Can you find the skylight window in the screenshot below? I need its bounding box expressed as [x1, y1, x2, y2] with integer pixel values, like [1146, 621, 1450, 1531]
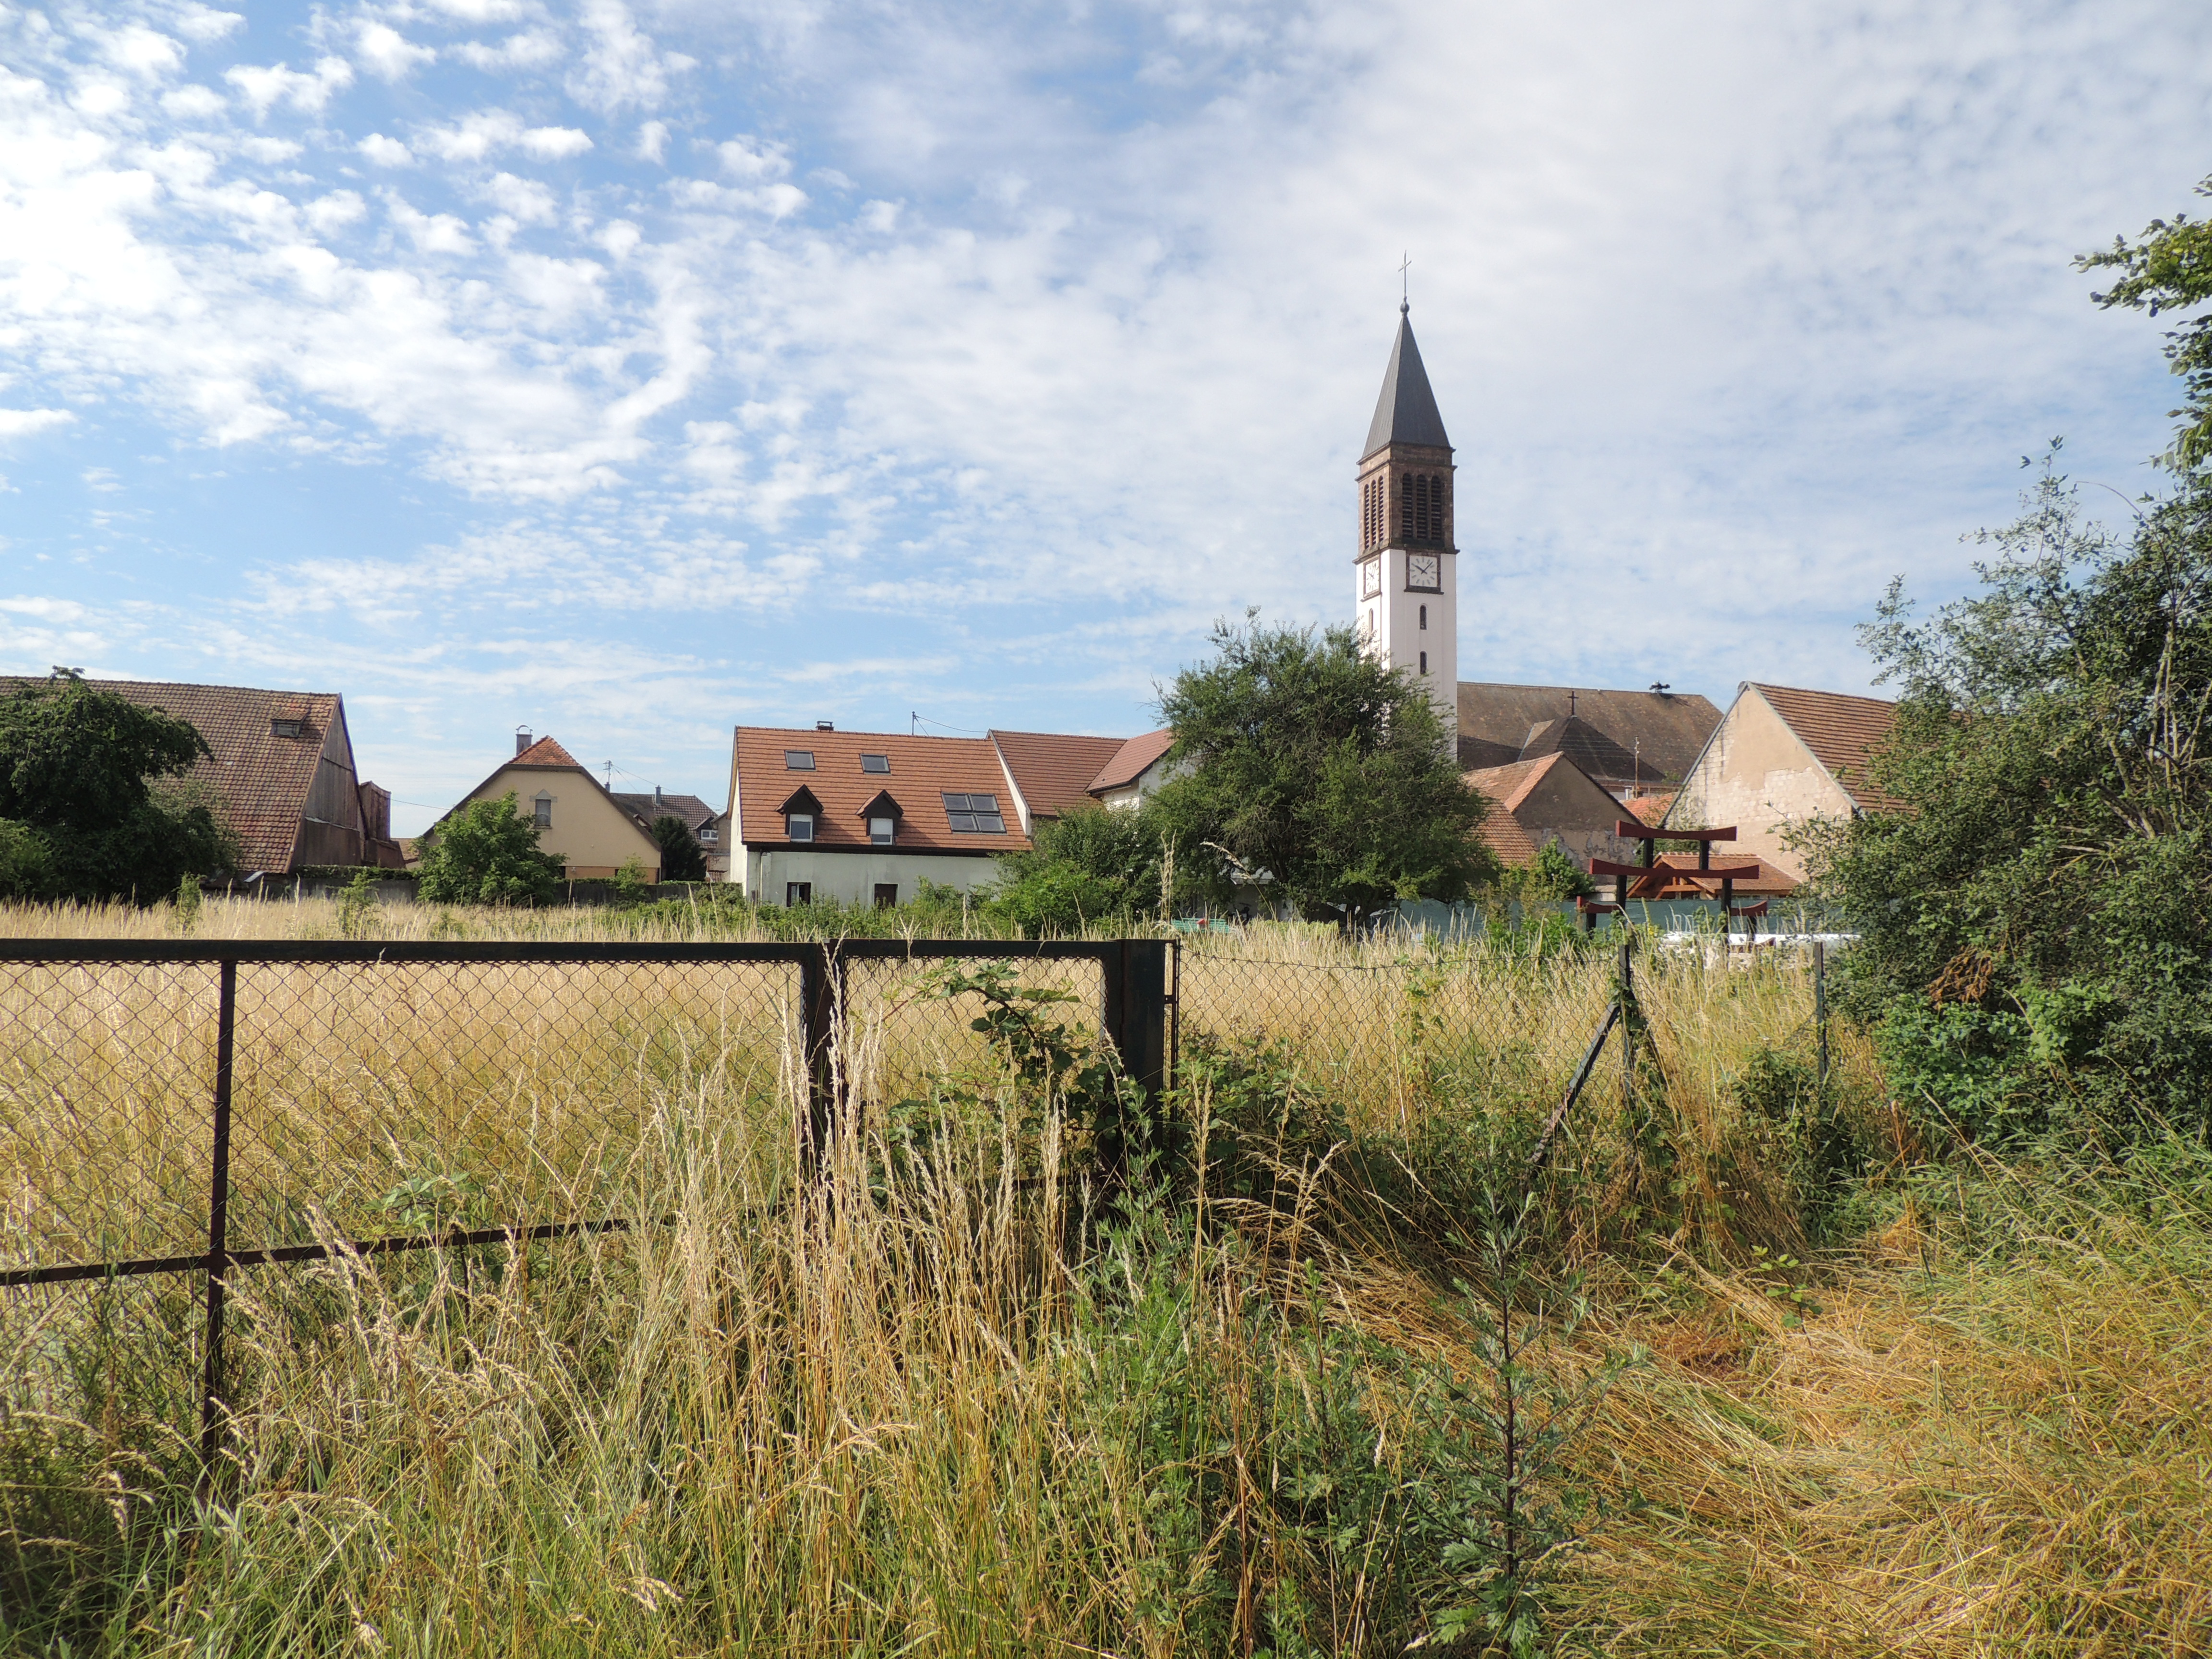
[861, 753, 890, 774]
[942, 792, 1006, 834]
[784, 750, 816, 769]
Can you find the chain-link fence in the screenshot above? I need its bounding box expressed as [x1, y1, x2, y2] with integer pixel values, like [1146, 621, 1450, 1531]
[0, 938, 1169, 1473]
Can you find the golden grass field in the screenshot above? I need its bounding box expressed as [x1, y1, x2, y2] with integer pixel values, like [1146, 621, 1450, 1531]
[2, 895, 2207, 1656]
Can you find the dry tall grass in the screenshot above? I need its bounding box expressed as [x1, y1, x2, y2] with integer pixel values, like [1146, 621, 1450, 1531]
[1, 899, 2206, 1655]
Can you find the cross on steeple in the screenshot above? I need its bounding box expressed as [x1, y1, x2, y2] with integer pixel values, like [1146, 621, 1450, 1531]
[1398, 251, 1411, 313]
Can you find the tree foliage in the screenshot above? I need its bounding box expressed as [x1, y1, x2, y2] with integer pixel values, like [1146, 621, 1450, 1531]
[1148, 617, 1494, 922]
[415, 793, 568, 907]
[2079, 176, 2212, 474]
[985, 803, 1171, 936]
[650, 815, 707, 882]
[0, 675, 234, 902]
[1816, 456, 2212, 1140]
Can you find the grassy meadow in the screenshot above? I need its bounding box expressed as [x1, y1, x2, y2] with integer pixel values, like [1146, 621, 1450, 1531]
[1, 895, 2207, 1655]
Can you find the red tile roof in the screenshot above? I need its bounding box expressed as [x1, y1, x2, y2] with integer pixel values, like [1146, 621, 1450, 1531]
[1621, 793, 1675, 827]
[989, 730, 1129, 821]
[1751, 684, 1903, 814]
[0, 676, 350, 873]
[732, 727, 1034, 854]
[512, 735, 585, 770]
[1623, 852, 1795, 898]
[1088, 728, 1176, 794]
[1461, 765, 1542, 867]
[1462, 752, 1598, 815]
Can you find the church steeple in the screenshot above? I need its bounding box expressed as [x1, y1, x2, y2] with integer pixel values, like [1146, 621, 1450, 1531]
[1362, 302, 1452, 459]
[1354, 303, 1457, 739]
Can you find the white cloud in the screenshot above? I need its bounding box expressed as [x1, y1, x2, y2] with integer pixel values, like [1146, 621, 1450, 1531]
[105, 26, 185, 79]
[358, 132, 413, 166]
[0, 409, 75, 438]
[173, 7, 246, 44]
[518, 124, 591, 159]
[717, 136, 788, 180]
[420, 0, 529, 21]
[357, 23, 436, 81]
[161, 84, 227, 119]
[385, 194, 477, 254]
[485, 170, 556, 222]
[635, 119, 667, 162]
[454, 30, 565, 72]
[307, 190, 368, 233]
[565, 0, 675, 113]
[225, 57, 354, 117]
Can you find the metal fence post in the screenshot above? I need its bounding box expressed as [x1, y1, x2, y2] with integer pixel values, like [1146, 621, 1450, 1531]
[1167, 938, 1181, 1094]
[1814, 939, 1829, 1087]
[199, 957, 237, 1480]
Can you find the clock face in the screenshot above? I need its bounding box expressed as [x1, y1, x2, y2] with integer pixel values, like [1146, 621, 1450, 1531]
[1359, 556, 1382, 599]
[1407, 554, 1441, 591]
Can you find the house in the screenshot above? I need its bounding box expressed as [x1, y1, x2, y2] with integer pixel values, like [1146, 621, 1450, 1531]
[0, 675, 402, 874]
[725, 725, 1034, 906]
[1086, 729, 1178, 810]
[1455, 684, 1722, 795]
[442, 732, 663, 881]
[1463, 753, 1642, 872]
[1664, 683, 1901, 883]
[987, 730, 1130, 834]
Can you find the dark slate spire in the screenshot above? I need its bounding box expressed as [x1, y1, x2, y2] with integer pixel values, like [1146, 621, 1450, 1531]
[1361, 302, 1451, 460]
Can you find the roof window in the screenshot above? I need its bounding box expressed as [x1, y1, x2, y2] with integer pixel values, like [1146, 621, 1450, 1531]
[784, 750, 816, 769]
[270, 717, 303, 738]
[861, 753, 890, 774]
[787, 811, 815, 842]
[942, 792, 1006, 834]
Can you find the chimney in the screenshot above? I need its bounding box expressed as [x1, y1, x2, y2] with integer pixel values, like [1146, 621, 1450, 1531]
[516, 728, 532, 756]
[653, 785, 663, 811]
[816, 720, 834, 732]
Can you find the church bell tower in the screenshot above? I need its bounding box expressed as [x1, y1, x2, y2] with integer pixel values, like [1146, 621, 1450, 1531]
[1354, 301, 1456, 738]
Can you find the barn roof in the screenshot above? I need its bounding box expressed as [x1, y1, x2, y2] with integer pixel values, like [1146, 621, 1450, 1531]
[1749, 684, 1904, 814]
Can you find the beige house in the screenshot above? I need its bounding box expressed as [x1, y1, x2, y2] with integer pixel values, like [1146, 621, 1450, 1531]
[445, 733, 662, 881]
[1086, 729, 1178, 810]
[1665, 683, 1900, 883]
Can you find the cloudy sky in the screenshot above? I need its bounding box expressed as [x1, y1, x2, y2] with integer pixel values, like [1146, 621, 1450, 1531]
[1, 0, 2206, 830]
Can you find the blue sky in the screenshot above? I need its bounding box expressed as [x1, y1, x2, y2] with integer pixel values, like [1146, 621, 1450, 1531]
[1, 0, 2207, 832]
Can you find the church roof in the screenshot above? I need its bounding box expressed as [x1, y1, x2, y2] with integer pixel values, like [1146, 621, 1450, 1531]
[1361, 306, 1452, 460]
[1455, 684, 1721, 787]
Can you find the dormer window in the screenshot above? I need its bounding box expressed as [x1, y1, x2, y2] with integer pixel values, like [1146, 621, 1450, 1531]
[869, 817, 894, 846]
[784, 750, 816, 770]
[859, 789, 902, 846]
[861, 753, 890, 774]
[780, 785, 823, 844]
[698, 826, 718, 844]
[787, 812, 815, 842]
[270, 717, 303, 738]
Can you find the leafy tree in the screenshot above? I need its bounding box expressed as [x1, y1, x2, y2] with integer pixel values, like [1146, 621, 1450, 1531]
[1149, 617, 1494, 923]
[415, 793, 567, 907]
[0, 675, 234, 902]
[985, 803, 1170, 935]
[1509, 838, 1596, 903]
[649, 814, 706, 882]
[2080, 176, 2212, 473]
[1815, 456, 2212, 1140]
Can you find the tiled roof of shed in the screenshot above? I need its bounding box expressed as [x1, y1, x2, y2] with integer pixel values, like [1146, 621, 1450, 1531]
[732, 728, 1034, 855]
[989, 730, 1129, 820]
[1088, 728, 1176, 794]
[0, 675, 343, 874]
[612, 791, 716, 831]
[1751, 684, 1904, 814]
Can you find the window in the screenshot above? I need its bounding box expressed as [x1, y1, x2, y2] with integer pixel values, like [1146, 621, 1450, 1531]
[698, 826, 718, 844]
[873, 882, 898, 909]
[861, 753, 890, 774]
[1419, 604, 1428, 630]
[784, 750, 816, 769]
[941, 792, 1007, 833]
[533, 793, 553, 828]
[785, 881, 812, 906]
[869, 816, 895, 846]
[787, 811, 815, 842]
[1419, 651, 1428, 675]
[270, 717, 303, 738]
